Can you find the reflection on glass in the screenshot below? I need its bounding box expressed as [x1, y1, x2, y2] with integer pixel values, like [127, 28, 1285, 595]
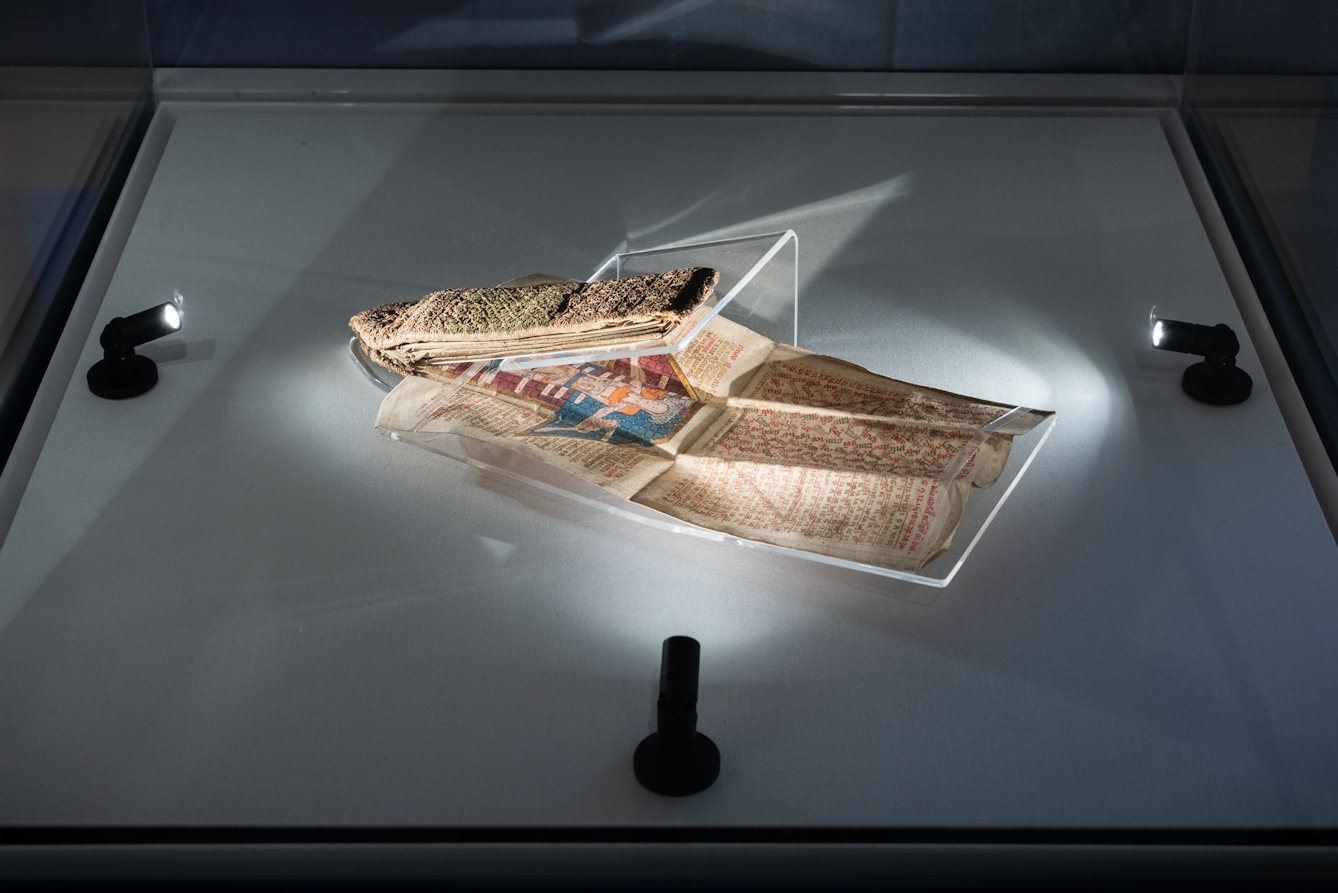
[1182, 0, 1338, 464]
[0, 1, 153, 470]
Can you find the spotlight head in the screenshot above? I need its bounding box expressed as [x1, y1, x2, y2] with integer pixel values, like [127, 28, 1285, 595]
[87, 299, 185, 399]
[1149, 311, 1251, 406]
[1149, 316, 1234, 357]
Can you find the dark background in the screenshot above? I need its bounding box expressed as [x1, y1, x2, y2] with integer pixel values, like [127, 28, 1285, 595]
[0, 0, 1333, 76]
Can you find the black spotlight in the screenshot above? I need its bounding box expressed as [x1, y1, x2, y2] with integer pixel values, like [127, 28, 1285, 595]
[634, 636, 720, 796]
[87, 297, 183, 399]
[1150, 308, 1252, 406]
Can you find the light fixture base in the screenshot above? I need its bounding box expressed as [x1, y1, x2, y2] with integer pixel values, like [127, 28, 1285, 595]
[1182, 362, 1252, 406]
[87, 355, 158, 399]
[634, 731, 720, 796]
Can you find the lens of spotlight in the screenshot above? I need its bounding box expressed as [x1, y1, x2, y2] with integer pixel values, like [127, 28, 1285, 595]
[1150, 318, 1215, 356]
[118, 302, 182, 348]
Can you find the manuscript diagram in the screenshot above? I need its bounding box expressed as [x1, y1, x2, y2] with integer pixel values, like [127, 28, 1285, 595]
[437, 354, 702, 447]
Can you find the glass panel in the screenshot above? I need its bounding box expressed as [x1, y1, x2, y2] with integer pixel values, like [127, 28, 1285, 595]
[1182, 0, 1338, 467]
[0, 1, 153, 471]
[142, 1, 1189, 74]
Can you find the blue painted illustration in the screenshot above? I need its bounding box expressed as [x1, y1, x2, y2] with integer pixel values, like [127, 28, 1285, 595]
[524, 362, 699, 446]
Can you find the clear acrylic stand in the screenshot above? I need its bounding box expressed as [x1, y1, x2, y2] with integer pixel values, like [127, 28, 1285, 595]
[385, 419, 1054, 588]
[352, 231, 797, 388]
[495, 231, 797, 370]
[593, 231, 798, 342]
[351, 230, 1053, 588]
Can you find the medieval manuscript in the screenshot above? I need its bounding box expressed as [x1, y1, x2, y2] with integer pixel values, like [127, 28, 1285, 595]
[374, 315, 1051, 572]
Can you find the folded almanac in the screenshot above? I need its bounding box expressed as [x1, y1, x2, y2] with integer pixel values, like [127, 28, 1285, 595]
[351, 267, 718, 375]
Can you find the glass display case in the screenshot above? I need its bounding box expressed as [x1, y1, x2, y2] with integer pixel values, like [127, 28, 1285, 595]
[2, 2, 1337, 886]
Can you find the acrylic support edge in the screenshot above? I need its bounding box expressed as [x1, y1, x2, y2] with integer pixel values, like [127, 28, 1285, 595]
[387, 417, 1055, 588]
[496, 230, 797, 370]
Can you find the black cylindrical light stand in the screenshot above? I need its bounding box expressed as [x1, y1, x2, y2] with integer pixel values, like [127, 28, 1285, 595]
[1152, 317, 1252, 406]
[87, 301, 182, 399]
[656, 637, 699, 751]
[634, 636, 720, 796]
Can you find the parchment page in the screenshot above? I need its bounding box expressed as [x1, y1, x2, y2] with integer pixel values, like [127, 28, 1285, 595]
[633, 460, 970, 570]
[676, 402, 1011, 487]
[723, 354, 1050, 487]
[377, 373, 675, 499]
[669, 316, 778, 399]
[376, 315, 783, 498]
[630, 353, 1050, 568]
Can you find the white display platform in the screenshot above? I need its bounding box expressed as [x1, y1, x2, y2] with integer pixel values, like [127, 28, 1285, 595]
[1, 73, 1337, 828]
